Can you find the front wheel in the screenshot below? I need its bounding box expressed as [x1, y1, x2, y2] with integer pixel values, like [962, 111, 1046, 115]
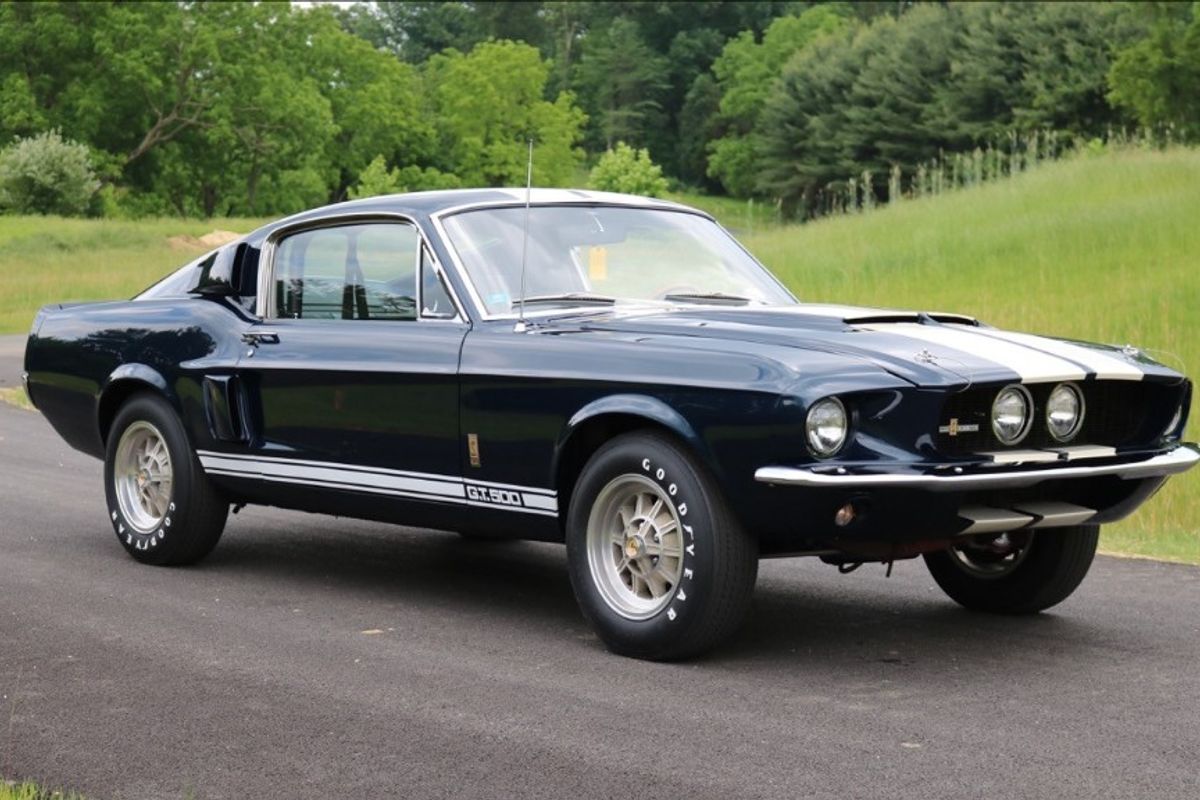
[104, 393, 228, 566]
[566, 432, 757, 660]
[923, 525, 1099, 614]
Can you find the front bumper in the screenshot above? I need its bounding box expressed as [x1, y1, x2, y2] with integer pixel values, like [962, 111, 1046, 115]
[754, 443, 1199, 492]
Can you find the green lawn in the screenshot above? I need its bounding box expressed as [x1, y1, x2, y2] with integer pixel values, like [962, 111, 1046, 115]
[0, 215, 265, 334]
[0, 148, 1196, 562]
[740, 147, 1200, 563]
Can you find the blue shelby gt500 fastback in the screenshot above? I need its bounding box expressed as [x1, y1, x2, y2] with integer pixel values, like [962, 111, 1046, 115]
[23, 189, 1197, 659]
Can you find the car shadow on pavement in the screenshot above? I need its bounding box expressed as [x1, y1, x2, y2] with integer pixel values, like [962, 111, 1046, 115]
[196, 512, 1120, 672]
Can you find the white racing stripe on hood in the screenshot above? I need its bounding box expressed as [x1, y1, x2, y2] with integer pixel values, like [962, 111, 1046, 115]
[968, 328, 1144, 381]
[861, 322, 1087, 382]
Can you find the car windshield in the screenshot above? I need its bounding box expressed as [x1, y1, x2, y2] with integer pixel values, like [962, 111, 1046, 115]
[440, 205, 796, 316]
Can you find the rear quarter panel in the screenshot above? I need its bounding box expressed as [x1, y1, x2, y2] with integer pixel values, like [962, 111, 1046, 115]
[25, 297, 249, 458]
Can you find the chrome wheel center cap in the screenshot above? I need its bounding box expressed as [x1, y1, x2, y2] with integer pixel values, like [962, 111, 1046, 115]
[137, 470, 149, 487]
[624, 535, 644, 559]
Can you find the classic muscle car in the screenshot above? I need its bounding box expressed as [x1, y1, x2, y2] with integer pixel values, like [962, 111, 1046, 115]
[23, 189, 1197, 659]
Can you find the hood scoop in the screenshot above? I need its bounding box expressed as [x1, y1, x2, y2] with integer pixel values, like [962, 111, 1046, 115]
[844, 311, 980, 327]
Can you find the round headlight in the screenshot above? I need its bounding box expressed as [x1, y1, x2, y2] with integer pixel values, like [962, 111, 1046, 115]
[1046, 383, 1084, 442]
[806, 397, 848, 457]
[991, 385, 1032, 445]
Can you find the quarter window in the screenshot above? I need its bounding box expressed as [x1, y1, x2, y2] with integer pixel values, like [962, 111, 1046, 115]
[274, 223, 419, 321]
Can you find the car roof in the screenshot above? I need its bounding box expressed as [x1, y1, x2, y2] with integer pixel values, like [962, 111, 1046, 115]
[251, 188, 707, 239]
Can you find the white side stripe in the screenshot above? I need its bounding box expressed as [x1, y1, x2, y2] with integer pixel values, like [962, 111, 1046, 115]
[201, 454, 466, 499]
[198, 451, 558, 517]
[861, 323, 1087, 382]
[969, 329, 1144, 381]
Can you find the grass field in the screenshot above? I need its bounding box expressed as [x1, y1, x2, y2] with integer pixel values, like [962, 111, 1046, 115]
[741, 147, 1200, 563]
[0, 148, 1195, 561]
[0, 216, 265, 334]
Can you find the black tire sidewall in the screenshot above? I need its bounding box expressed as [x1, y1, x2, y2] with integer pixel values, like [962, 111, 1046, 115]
[925, 526, 1098, 614]
[566, 434, 723, 659]
[103, 393, 197, 565]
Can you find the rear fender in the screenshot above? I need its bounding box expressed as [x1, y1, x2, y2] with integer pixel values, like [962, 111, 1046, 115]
[98, 364, 179, 445]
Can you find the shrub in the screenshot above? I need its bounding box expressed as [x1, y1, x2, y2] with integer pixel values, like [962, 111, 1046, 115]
[587, 142, 669, 197]
[0, 130, 100, 216]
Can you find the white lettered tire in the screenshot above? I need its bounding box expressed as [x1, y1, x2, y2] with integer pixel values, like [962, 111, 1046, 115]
[566, 432, 757, 660]
[103, 392, 228, 566]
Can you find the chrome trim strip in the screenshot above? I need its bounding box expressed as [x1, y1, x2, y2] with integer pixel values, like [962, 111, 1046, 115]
[754, 444, 1200, 492]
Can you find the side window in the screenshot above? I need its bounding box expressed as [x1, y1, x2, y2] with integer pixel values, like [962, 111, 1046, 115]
[273, 222, 419, 321]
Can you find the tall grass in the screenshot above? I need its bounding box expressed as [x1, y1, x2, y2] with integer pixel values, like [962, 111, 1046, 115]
[0, 216, 265, 334]
[743, 147, 1200, 562]
[0, 781, 86, 800]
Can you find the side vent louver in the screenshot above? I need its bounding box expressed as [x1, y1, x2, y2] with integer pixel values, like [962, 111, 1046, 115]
[202, 375, 248, 442]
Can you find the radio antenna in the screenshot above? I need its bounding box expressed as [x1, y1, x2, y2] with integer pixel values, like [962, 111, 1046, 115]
[516, 138, 534, 331]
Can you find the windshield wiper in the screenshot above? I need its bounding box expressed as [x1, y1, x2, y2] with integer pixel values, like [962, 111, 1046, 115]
[520, 292, 618, 307]
[662, 291, 755, 306]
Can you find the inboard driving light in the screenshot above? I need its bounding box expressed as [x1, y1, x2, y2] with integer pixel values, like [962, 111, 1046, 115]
[992, 385, 1032, 445]
[806, 397, 848, 457]
[1046, 383, 1084, 442]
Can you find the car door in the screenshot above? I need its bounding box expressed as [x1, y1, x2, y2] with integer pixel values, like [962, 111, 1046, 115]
[229, 216, 469, 505]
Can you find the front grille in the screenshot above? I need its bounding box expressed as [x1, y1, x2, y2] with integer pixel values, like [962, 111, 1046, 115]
[936, 380, 1181, 457]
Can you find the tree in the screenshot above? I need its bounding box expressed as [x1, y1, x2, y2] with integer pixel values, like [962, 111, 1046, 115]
[301, 7, 436, 201]
[575, 17, 670, 150]
[707, 6, 851, 197]
[425, 40, 585, 186]
[676, 73, 722, 189]
[0, 130, 99, 216]
[1011, 2, 1137, 135]
[588, 142, 669, 196]
[1108, 3, 1200, 138]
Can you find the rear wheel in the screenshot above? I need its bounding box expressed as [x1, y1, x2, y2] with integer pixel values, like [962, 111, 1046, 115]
[923, 525, 1099, 614]
[104, 393, 228, 565]
[566, 432, 757, 660]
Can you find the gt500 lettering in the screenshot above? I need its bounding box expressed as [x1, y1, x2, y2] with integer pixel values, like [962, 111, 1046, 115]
[465, 485, 523, 507]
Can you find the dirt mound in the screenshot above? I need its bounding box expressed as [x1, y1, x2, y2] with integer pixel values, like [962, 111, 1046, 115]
[167, 230, 242, 251]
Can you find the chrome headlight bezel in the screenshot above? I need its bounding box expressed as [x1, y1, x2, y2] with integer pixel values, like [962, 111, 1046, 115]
[806, 396, 848, 458]
[991, 384, 1033, 446]
[1046, 382, 1085, 443]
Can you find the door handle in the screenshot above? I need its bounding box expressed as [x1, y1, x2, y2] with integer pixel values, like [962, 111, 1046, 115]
[242, 331, 280, 345]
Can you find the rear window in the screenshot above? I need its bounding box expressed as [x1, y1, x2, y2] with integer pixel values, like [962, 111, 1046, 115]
[135, 253, 215, 299]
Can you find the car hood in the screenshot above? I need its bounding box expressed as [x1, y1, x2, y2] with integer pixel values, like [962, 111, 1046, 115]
[544, 303, 1177, 388]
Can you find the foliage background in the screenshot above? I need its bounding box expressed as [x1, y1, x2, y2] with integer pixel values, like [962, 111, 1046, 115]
[2, 1, 1198, 218]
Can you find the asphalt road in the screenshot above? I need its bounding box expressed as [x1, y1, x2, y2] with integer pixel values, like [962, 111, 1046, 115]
[0, 334, 23, 389]
[1, 400, 1198, 799]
